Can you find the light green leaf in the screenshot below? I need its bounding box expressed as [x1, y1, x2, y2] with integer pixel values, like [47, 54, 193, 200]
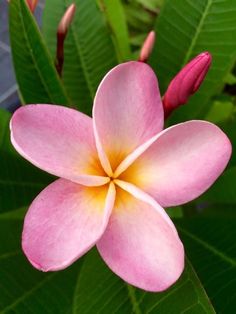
[99, 0, 132, 61]
[73, 249, 215, 313]
[177, 217, 236, 313]
[205, 100, 235, 124]
[9, 0, 71, 106]
[135, 0, 164, 12]
[43, 0, 118, 115]
[224, 72, 236, 85]
[149, 0, 236, 122]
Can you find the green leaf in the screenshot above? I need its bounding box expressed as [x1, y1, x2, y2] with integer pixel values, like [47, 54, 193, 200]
[0, 216, 83, 314]
[0, 208, 215, 313]
[205, 100, 235, 124]
[198, 167, 236, 204]
[0, 109, 53, 214]
[176, 217, 236, 313]
[43, 0, 118, 115]
[73, 249, 215, 313]
[224, 72, 236, 85]
[9, 0, 71, 106]
[99, 0, 132, 62]
[149, 0, 236, 122]
[0, 152, 53, 214]
[135, 0, 164, 12]
[0, 109, 14, 153]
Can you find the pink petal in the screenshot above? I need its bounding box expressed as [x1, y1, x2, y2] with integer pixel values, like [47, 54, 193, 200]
[93, 61, 163, 172]
[10, 105, 109, 186]
[22, 179, 116, 271]
[120, 121, 232, 207]
[97, 182, 184, 292]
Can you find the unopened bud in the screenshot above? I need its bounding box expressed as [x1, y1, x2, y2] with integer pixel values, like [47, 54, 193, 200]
[56, 3, 76, 76]
[138, 31, 155, 63]
[163, 52, 212, 118]
[27, 0, 38, 12]
[7, 0, 38, 12]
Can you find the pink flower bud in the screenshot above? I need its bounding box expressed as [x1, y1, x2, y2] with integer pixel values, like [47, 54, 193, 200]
[57, 3, 76, 38]
[138, 31, 156, 63]
[163, 52, 212, 118]
[56, 3, 76, 76]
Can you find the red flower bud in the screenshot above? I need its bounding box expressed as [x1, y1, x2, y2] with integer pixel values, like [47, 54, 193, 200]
[7, 0, 38, 12]
[56, 4, 76, 76]
[163, 52, 212, 118]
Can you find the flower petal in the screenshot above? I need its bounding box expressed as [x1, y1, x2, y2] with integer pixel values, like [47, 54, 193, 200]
[10, 105, 108, 186]
[93, 61, 163, 172]
[97, 182, 184, 292]
[120, 120, 232, 207]
[22, 179, 116, 271]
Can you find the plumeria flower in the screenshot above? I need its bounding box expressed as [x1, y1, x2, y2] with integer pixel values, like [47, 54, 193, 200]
[10, 61, 231, 292]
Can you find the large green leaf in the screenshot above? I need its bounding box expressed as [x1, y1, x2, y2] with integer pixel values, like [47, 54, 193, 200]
[177, 217, 236, 313]
[73, 250, 215, 313]
[0, 215, 83, 314]
[9, 0, 71, 106]
[99, 0, 132, 61]
[43, 0, 118, 114]
[149, 0, 236, 122]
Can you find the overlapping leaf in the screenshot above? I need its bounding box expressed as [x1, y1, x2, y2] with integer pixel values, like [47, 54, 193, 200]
[177, 217, 236, 313]
[99, 0, 131, 61]
[149, 0, 236, 122]
[9, 0, 71, 106]
[43, 0, 118, 114]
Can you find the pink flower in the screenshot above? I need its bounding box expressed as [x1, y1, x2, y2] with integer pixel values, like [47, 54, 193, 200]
[10, 62, 231, 292]
[163, 52, 212, 118]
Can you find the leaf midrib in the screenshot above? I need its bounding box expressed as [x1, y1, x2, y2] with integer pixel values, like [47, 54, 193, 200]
[17, 0, 55, 104]
[181, 0, 213, 66]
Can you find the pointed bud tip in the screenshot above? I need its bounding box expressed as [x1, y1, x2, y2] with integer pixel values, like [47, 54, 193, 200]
[58, 3, 76, 36]
[163, 51, 212, 118]
[138, 30, 156, 63]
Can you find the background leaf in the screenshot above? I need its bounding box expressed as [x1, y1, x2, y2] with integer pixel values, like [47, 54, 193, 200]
[0, 215, 83, 314]
[43, 0, 118, 114]
[73, 249, 215, 314]
[176, 217, 236, 313]
[0, 109, 53, 215]
[9, 0, 71, 106]
[198, 167, 236, 205]
[149, 0, 236, 122]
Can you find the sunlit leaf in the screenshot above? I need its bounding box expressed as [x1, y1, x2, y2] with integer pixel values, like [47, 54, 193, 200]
[99, 0, 132, 61]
